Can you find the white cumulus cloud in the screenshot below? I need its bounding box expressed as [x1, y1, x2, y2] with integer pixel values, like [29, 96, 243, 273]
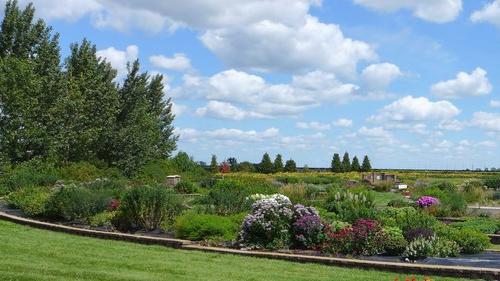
[296, 121, 331, 130]
[369, 96, 460, 122]
[361, 63, 402, 89]
[471, 0, 500, 28]
[471, 112, 500, 132]
[96, 45, 139, 79]
[431, 68, 492, 99]
[149, 53, 192, 72]
[353, 0, 462, 23]
[333, 118, 353, 127]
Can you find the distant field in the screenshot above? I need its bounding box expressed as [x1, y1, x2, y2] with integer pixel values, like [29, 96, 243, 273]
[0, 220, 479, 281]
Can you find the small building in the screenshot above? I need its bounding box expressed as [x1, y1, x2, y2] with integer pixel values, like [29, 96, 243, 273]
[362, 172, 397, 185]
[165, 175, 181, 187]
[396, 184, 408, 190]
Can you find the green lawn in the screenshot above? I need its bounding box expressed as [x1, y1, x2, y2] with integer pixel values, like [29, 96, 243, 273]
[372, 191, 406, 207]
[0, 220, 479, 281]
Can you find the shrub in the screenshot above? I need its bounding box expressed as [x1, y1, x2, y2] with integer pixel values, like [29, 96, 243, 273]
[89, 211, 117, 228]
[45, 183, 113, 221]
[383, 227, 407, 256]
[59, 162, 103, 182]
[415, 196, 439, 208]
[201, 180, 251, 215]
[460, 180, 487, 203]
[373, 183, 392, 192]
[291, 205, 324, 249]
[174, 213, 241, 241]
[324, 190, 376, 223]
[451, 228, 490, 254]
[6, 187, 51, 216]
[377, 207, 437, 233]
[1, 160, 59, 192]
[326, 219, 385, 256]
[403, 237, 433, 260]
[118, 186, 183, 231]
[484, 176, 500, 190]
[387, 199, 413, 208]
[450, 218, 500, 234]
[174, 181, 198, 194]
[239, 195, 293, 249]
[430, 237, 460, 258]
[404, 227, 434, 242]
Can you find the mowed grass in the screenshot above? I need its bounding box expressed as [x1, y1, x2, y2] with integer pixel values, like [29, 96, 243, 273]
[0, 220, 479, 281]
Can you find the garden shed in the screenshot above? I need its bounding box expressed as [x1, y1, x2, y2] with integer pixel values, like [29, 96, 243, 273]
[165, 175, 181, 187]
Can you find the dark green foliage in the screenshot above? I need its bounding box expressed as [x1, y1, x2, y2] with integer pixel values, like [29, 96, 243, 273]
[284, 159, 297, 172]
[227, 157, 238, 171]
[274, 154, 284, 173]
[200, 180, 252, 215]
[237, 161, 256, 172]
[377, 207, 437, 233]
[451, 228, 491, 254]
[259, 153, 274, 174]
[351, 156, 361, 172]
[118, 186, 183, 231]
[174, 212, 243, 241]
[450, 218, 500, 234]
[361, 155, 372, 172]
[174, 181, 198, 194]
[0, 159, 59, 192]
[341, 152, 351, 172]
[484, 176, 500, 189]
[382, 227, 407, 256]
[331, 153, 342, 172]
[0, 2, 177, 175]
[210, 155, 218, 173]
[45, 184, 114, 221]
[110, 61, 177, 176]
[387, 199, 413, 208]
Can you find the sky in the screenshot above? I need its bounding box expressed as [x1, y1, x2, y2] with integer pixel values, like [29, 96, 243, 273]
[2, 0, 500, 169]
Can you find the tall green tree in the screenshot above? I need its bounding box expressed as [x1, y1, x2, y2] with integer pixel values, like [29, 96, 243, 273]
[55, 39, 119, 162]
[259, 153, 274, 174]
[210, 155, 218, 173]
[274, 154, 284, 173]
[111, 60, 176, 175]
[351, 156, 361, 172]
[361, 155, 372, 172]
[342, 152, 351, 172]
[331, 153, 342, 172]
[284, 159, 297, 172]
[0, 0, 63, 162]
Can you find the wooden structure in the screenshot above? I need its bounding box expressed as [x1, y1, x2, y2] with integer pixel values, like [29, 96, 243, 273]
[165, 175, 181, 187]
[362, 172, 397, 185]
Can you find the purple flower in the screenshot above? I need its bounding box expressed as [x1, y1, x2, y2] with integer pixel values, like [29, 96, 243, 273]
[416, 196, 439, 207]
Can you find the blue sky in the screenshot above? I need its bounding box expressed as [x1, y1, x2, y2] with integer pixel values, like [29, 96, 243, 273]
[3, 0, 500, 169]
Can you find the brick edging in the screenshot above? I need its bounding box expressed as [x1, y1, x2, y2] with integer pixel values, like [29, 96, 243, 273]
[0, 211, 498, 280]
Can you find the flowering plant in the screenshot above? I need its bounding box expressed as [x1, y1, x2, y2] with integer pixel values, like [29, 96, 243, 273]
[324, 219, 385, 256]
[239, 195, 293, 249]
[292, 213, 324, 248]
[108, 199, 120, 211]
[416, 196, 439, 208]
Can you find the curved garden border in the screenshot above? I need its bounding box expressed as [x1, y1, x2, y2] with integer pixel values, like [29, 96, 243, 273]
[0, 211, 498, 280]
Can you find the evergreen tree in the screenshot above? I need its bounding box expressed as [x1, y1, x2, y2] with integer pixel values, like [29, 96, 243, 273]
[284, 159, 297, 172]
[259, 153, 274, 174]
[331, 153, 342, 172]
[227, 157, 238, 171]
[274, 154, 284, 173]
[210, 155, 218, 173]
[0, 0, 63, 162]
[351, 156, 361, 172]
[342, 152, 351, 172]
[362, 155, 372, 172]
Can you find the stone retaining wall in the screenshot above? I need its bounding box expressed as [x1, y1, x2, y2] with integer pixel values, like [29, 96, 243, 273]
[0, 211, 498, 280]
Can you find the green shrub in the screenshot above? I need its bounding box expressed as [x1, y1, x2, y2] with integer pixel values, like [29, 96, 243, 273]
[387, 199, 413, 208]
[174, 213, 242, 241]
[383, 226, 407, 256]
[484, 176, 500, 189]
[59, 162, 103, 182]
[451, 218, 500, 234]
[324, 190, 376, 223]
[451, 228, 491, 254]
[1, 160, 59, 192]
[430, 237, 460, 258]
[174, 181, 198, 194]
[199, 179, 272, 215]
[45, 183, 113, 221]
[118, 186, 183, 231]
[460, 180, 487, 203]
[377, 207, 437, 232]
[89, 211, 117, 228]
[6, 187, 51, 216]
